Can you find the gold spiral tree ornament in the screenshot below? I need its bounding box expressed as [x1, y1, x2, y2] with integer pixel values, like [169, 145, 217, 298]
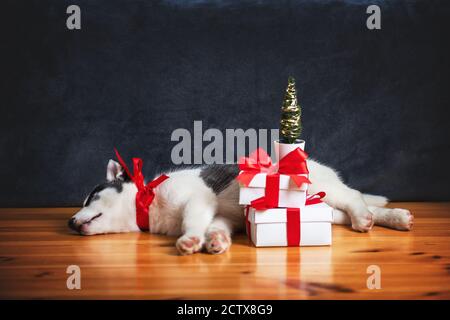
[280, 76, 302, 144]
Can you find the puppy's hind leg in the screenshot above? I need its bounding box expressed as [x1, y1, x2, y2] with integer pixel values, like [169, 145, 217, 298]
[331, 206, 413, 231]
[329, 188, 374, 232]
[308, 161, 373, 232]
[369, 206, 414, 231]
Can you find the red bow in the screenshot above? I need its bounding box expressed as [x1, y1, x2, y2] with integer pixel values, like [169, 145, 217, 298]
[238, 148, 311, 209]
[249, 190, 326, 211]
[237, 148, 275, 186]
[237, 147, 310, 187]
[305, 192, 326, 205]
[277, 147, 310, 186]
[114, 148, 169, 231]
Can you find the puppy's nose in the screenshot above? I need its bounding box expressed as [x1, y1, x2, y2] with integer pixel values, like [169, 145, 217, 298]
[68, 217, 79, 232]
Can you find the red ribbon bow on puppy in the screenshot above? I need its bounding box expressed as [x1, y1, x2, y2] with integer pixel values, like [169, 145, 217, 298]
[114, 148, 169, 231]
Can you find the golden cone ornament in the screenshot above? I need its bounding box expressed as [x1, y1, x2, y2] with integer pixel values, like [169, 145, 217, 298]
[280, 76, 302, 144]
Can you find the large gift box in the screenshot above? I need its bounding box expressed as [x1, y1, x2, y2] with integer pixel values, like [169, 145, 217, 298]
[237, 148, 311, 208]
[245, 201, 333, 247]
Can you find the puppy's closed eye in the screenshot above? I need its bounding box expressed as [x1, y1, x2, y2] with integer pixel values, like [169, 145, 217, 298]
[86, 213, 103, 223]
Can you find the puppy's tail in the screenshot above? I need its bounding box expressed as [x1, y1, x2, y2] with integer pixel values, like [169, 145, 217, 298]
[362, 194, 388, 207]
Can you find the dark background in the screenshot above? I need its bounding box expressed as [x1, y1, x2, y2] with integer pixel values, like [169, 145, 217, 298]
[1, 0, 449, 206]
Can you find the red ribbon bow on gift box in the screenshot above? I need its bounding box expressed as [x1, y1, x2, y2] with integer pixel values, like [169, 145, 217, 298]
[237, 148, 311, 208]
[114, 148, 169, 231]
[245, 192, 327, 246]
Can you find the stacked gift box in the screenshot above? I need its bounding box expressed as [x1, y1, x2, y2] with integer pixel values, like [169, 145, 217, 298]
[237, 144, 333, 247]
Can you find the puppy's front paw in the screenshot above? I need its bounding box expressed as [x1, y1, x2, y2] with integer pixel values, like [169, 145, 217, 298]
[176, 235, 203, 255]
[205, 230, 231, 254]
[351, 212, 374, 232]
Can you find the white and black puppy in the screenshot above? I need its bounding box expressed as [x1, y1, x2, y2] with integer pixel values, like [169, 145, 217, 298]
[68, 159, 413, 255]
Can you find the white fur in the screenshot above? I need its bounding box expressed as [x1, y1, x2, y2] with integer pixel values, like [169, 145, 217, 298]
[70, 159, 413, 255]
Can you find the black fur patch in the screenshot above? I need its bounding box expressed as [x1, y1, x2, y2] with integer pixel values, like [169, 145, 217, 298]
[118, 169, 132, 182]
[84, 180, 125, 207]
[199, 164, 239, 194]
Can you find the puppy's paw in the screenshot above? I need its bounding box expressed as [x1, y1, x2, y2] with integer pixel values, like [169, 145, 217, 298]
[389, 208, 414, 231]
[176, 235, 203, 255]
[205, 230, 231, 254]
[351, 212, 374, 232]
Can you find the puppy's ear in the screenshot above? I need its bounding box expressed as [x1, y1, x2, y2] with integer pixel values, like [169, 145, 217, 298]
[106, 159, 129, 181]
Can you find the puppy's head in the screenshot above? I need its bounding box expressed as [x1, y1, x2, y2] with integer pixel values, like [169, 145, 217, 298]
[68, 160, 139, 235]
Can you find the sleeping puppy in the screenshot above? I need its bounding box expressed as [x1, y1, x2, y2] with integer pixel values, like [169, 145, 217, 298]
[68, 159, 413, 255]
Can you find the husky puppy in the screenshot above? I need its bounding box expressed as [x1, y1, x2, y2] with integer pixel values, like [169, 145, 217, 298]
[68, 159, 413, 255]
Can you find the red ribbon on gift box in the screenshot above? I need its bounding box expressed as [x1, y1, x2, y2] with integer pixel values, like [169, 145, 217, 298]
[115, 148, 169, 231]
[245, 192, 326, 246]
[237, 148, 311, 208]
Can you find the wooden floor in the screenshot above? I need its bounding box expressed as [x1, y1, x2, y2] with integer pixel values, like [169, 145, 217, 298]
[0, 203, 449, 300]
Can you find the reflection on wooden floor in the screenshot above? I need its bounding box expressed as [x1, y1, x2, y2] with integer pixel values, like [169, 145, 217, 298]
[0, 202, 449, 299]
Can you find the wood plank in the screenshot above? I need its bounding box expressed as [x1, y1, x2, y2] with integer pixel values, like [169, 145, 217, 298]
[0, 202, 449, 299]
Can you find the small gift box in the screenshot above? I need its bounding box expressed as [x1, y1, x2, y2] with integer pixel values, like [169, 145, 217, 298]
[245, 196, 332, 247]
[237, 148, 311, 208]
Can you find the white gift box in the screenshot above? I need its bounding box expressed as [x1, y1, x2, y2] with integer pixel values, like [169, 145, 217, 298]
[238, 172, 308, 207]
[246, 202, 333, 247]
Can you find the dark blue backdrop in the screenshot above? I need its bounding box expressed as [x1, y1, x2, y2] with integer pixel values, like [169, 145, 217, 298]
[1, 0, 449, 206]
